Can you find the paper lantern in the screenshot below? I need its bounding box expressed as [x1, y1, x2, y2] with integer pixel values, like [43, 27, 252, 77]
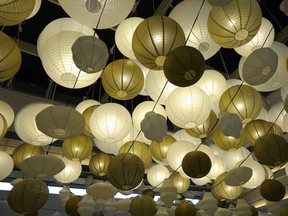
[0, 0, 35, 26]
[214, 208, 233, 216]
[260, 179, 286, 202]
[7, 179, 49, 214]
[102, 59, 144, 100]
[207, 155, 226, 180]
[20, 155, 65, 178]
[219, 85, 263, 123]
[207, 0, 232, 6]
[54, 157, 82, 184]
[150, 134, 176, 163]
[114, 199, 131, 212]
[36, 106, 85, 140]
[171, 172, 190, 193]
[65, 196, 82, 216]
[115, 17, 144, 59]
[26, 0, 41, 19]
[82, 104, 101, 137]
[72, 36, 108, 73]
[200, 192, 218, 216]
[222, 147, 252, 171]
[89, 153, 111, 176]
[58, 0, 135, 29]
[130, 59, 150, 96]
[218, 111, 242, 138]
[62, 134, 93, 161]
[224, 166, 253, 186]
[156, 207, 169, 216]
[235, 199, 251, 216]
[182, 151, 212, 178]
[77, 194, 95, 216]
[118, 141, 152, 169]
[0, 114, 7, 140]
[106, 153, 145, 191]
[143, 189, 155, 199]
[172, 129, 202, 150]
[254, 134, 288, 167]
[235, 18, 275, 57]
[14, 102, 55, 146]
[87, 182, 117, 201]
[132, 15, 185, 70]
[268, 102, 286, 131]
[75, 99, 101, 114]
[12, 143, 44, 169]
[0, 151, 14, 181]
[191, 176, 211, 186]
[166, 86, 211, 128]
[207, 0, 262, 48]
[130, 195, 157, 216]
[0, 32, 22, 82]
[243, 119, 283, 146]
[160, 178, 177, 208]
[147, 165, 170, 188]
[175, 200, 196, 216]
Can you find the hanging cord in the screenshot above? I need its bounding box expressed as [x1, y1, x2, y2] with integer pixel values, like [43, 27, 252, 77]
[92, 0, 108, 35]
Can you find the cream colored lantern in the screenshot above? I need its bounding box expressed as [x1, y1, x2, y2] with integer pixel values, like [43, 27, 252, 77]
[147, 165, 170, 188]
[75, 99, 101, 114]
[54, 157, 82, 184]
[222, 147, 252, 171]
[0, 151, 14, 181]
[0, 100, 14, 127]
[26, 0, 41, 19]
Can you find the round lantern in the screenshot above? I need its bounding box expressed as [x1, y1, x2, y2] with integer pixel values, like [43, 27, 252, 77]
[26, 0, 41, 19]
[0, 32, 22, 82]
[132, 15, 185, 70]
[254, 134, 288, 167]
[207, 0, 262, 48]
[89, 103, 132, 143]
[115, 17, 144, 59]
[182, 151, 212, 178]
[219, 85, 263, 123]
[0, 151, 14, 181]
[207, 155, 226, 180]
[106, 153, 145, 191]
[12, 143, 44, 169]
[268, 102, 286, 131]
[175, 200, 196, 216]
[54, 157, 82, 184]
[36, 106, 85, 140]
[171, 172, 190, 193]
[102, 59, 144, 100]
[75, 99, 101, 114]
[118, 141, 152, 169]
[62, 134, 93, 161]
[260, 179, 286, 202]
[143, 189, 155, 199]
[166, 86, 211, 128]
[235, 18, 275, 57]
[7, 179, 49, 214]
[65, 196, 82, 216]
[207, 0, 233, 6]
[58, 0, 135, 29]
[0, 114, 7, 140]
[0, 0, 35, 26]
[214, 208, 233, 216]
[150, 134, 176, 162]
[130, 59, 150, 96]
[89, 152, 111, 176]
[130, 195, 157, 216]
[87, 182, 117, 201]
[224, 166, 253, 186]
[147, 165, 170, 188]
[82, 104, 101, 137]
[243, 119, 283, 146]
[14, 102, 55, 146]
[72, 36, 109, 73]
[191, 176, 211, 186]
[222, 147, 252, 171]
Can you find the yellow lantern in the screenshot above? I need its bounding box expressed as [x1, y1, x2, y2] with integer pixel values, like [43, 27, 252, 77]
[82, 104, 101, 137]
[0, 114, 7, 140]
[89, 152, 111, 176]
[65, 196, 82, 216]
[130, 195, 157, 216]
[171, 172, 190, 193]
[175, 200, 196, 216]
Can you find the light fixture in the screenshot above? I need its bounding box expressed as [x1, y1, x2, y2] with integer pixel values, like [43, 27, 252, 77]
[0, 100, 14, 128]
[0, 151, 14, 181]
[175, 200, 196, 216]
[89, 152, 111, 176]
[54, 157, 82, 184]
[130, 195, 157, 216]
[147, 164, 170, 188]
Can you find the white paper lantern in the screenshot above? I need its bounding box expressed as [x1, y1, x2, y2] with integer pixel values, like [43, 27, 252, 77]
[147, 165, 170, 188]
[75, 99, 101, 114]
[58, 0, 135, 29]
[172, 129, 201, 145]
[89, 103, 132, 143]
[207, 155, 226, 180]
[226, 79, 243, 89]
[191, 176, 211, 186]
[27, 0, 42, 19]
[0, 100, 14, 127]
[169, 0, 221, 60]
[54, 157, 82, 184]
[0, 151, 14, 181]
[166, 86, 211, 128]
[268, 102, 286, 131]
[130, 59, 150, 96]
[222, 147, 252, 171]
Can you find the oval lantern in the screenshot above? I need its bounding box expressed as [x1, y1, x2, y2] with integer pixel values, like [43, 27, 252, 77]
[0, 151, 14, 181]
[89, 152, 111, 176]
[260, 179, 286, 202]
[54, 157, 82, 184]
[224, 166, 253, 186]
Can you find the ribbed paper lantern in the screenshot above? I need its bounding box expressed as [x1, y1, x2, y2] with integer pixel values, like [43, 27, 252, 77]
[62, 134, 93, 161]
[172, 129, 201, 145]
[182, 151, 212, 178]
[224, 166, 253, 186]
[0, 100, 14, 128]
[115, 17, 144, 59]
[0, 151, 14, 181]
[191, 176, 211, 186]
[254, 134, 288, 167]
[0, 32, 22, 82]
[130, 195, 157, 216]
[163, 46, 205, 87]
[14, 102, 55, 146]
[89, 103, 132, 143]
[102, 59, 144, 100]
[86, 182, 117, 201]
[12, 143, 45, 169]
[0, 0, 35, 26]
[106, 153, 145, 191]
[222, 147, 252, 171]
[207, 0, 262, 48]
[235, 18, 275, 57]
[89, 153, 111, 176]
[260, 179, 286, 202]
[20, 155, 65, 178]
[268, 102, 286, 131]
[7, 179, 49, 214]
[26, 0, 41, 19]
[171, 172, 190, 193]
[54, 157, 82, 184]
[0, 114, 7, 140]
[82, 104, 100, 137]
[207, 155, 226, 180]
[244, 119, 283, 146]
[132, 15, 185, 70]
[218, 111, 242, 138]
[36, 106, 85, 140]
[166, 86, 211, 128]
[118, 141, 152, 169]
[130, 59, 150, 96]
[175, 200, 196, 216]
[169, 0, 221, 60]
[75, 99, 101, 114]
[150, 134, 176, 162]
[219, 85, 263, 123]
[65, 196, 82, 216]
[58, 0, 135, 29]
[147, 165, 170, 188]
[72, 36, 108, 73]
[207, 0, 233, 6]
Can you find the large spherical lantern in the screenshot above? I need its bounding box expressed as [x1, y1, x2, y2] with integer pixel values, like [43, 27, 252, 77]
[7, 179, 49, 214]
[166, 86, 211, 129]
[207, 155, 226, 180]
[89, 152, 111, 176]
[58, 0, 135, 29]
[175, 200, 196, 216]
[172, 129, 201, 145]
[219, 85, 263, 123]
[169, 0, 221, 60]
[102, 59, 144, 100]
[54, 157, 82, 184]
[0, 151, 14, 181]
[0, 32, 22, 82]
[0, 0, 35, 26]
[268, 102, 286, 131]
[106, 153, 145, 191]
[171, 172, 190, 193]
[235, 18, 275, 57]
[260, 179, 286, 202]
[254, 134, 288, 167]
[147, 165, 170, 188]
[130, 195, 157, 216]
[150, 134, 176, 163]
[132, 15, 186, 70]
[207, 0, 262, 48]
[89, 103, 132, 143]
